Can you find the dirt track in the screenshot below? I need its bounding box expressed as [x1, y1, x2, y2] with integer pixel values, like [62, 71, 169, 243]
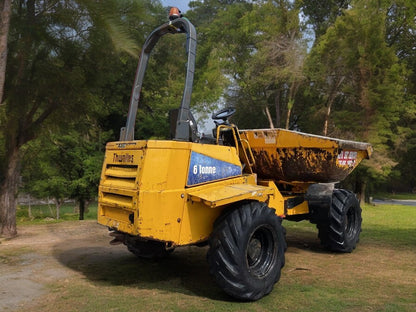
[0, 221, 125, 311]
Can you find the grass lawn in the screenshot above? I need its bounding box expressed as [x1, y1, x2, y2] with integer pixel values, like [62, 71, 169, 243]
[372, 192, 416, 200]
[7, 202, 416, 312]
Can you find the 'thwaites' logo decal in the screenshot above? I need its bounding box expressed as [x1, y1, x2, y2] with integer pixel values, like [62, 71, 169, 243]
[113, 152, 134, 164]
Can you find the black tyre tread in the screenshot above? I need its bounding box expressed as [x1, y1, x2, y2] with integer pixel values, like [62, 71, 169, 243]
[317, 189, 362, 253]
[207, 201, 286, 301]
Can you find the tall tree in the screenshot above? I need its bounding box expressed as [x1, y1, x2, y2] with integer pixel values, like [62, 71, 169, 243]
[304, 0, 409, 197]
[384, 0, 416, 192]
[0, 0, 155, 237]
[0, 0, 11, 103]
[300, 0, 350, 39]
[187, 0, 253, 119]
[193, 1, 305, 129]
[245, 0, 307, 129]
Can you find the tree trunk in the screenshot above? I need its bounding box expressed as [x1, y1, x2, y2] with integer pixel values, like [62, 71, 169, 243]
[84, 199, 90, 215]
[28, 194, 32, 219]
[323, 102, 331, 136]
[79, 199, 85, 220]
[285, 106, 292, 129]
[0, 147, 20, 238]
[275, 90, 281, 128]
[359, 181, 366, 204]
[285, 81, 298, 129]
[0, 0, 12, 104]
[54, 198, 62, 220]
[47, 196, 55, 218]
[323, 76, 344, 136]
[264, 106, 274, 129]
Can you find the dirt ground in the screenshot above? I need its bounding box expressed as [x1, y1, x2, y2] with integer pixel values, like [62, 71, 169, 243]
[0, 220, 415, 311]
[0, 221, 121, 311]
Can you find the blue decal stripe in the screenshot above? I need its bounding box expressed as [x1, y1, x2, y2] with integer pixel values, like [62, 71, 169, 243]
[187, 152, 242, 186]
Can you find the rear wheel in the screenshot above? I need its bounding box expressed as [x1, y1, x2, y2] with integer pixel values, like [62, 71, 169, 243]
[207, 201, 286, 301]
[317, 189, 362, 252]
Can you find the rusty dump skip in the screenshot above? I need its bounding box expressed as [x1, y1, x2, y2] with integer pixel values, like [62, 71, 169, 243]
[240, 129, 372, 184]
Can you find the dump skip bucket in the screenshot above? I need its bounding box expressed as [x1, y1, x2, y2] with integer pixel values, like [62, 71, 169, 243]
[240, 129, 372, 184]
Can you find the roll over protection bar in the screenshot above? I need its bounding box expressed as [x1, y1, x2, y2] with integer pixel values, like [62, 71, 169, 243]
[121, 16, 197, 141]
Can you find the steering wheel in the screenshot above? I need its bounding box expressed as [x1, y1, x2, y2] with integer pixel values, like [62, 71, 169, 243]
[212, 107, 236, 121]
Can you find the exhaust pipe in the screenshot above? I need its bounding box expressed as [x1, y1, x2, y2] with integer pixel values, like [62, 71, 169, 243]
[109, 231, 126, 245]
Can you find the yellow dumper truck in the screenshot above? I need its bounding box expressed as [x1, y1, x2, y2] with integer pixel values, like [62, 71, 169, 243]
[97, 9, 372, 301]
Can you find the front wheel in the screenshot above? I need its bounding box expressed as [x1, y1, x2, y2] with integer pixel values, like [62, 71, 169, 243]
[317, 189, 362, 252]
[207, 201, 286, 301]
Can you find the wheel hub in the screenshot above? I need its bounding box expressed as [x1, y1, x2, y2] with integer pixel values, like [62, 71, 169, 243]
[246, 226, 277, 278]
[247, 236, 262, 266]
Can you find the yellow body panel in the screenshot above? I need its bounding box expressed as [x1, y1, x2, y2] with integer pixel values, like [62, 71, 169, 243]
[260, 180, 285, 216]
[188, 183, 273, 208]
[98, 140, 257, 246]
[286, 200, 310, 216]
[179, 175, 258, 245]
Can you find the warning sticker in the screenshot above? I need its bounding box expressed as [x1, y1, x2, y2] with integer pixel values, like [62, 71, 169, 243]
[337, 151, 358, 166]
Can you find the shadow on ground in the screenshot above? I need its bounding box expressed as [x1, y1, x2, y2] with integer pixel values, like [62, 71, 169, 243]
[54, 224, 415, 303]
[53, 227, 329, 302]
[284, 226, 329, 254]
[54, 242, 231, 301]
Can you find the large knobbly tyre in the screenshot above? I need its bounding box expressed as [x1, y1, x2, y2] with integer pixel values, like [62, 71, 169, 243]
[126, 239, 173, 260]
[318, 189, 362, 253]
[207, 201, 286, 301]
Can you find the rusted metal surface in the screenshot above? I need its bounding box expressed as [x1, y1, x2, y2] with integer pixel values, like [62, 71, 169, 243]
[240, 129, 372, 184]
[252, 147, 351, 183]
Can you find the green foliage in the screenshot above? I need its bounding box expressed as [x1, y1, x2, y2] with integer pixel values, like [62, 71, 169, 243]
[16, 203, 98, 224]
[135, 34, 190, 139]
[383, 0, 416, 191]
[189, 1, 308, 129]
[1, 0, 415, 208]
[21, 123, 108, 206]
[1, 1, 165, 208]
[303, 0, 414, 192]
[300, 0, 351, 39]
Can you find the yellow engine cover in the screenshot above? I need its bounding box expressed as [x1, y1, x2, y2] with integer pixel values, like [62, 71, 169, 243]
[98, 140, 270, 246]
